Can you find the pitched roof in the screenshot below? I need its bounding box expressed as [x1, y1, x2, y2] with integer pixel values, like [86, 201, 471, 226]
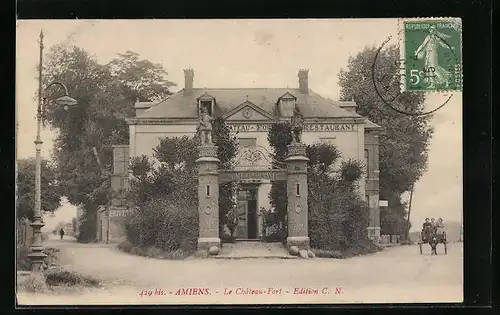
[140, 88, 364, 119]
[365, 119, 383, 130]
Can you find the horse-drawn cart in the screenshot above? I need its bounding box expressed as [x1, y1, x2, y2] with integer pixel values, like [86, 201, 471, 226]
[418, 228, 448, 255]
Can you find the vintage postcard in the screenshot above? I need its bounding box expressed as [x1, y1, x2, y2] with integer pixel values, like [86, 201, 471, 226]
[15, 18, 463, 305]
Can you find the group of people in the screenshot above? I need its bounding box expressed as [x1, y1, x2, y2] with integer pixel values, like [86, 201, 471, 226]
[422, 217, 446, 238]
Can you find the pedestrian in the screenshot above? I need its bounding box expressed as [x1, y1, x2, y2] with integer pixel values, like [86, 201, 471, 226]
[430, 218, 437, 233]
[422, 218, 431, 230]
[59, 228, 65, 240]
[436, 218, 445, 235]
[422, 218, 432, 241]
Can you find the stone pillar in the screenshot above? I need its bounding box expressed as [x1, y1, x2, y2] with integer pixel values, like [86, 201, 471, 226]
[196, 144, 221, 255]
[285, 143, 310, 251]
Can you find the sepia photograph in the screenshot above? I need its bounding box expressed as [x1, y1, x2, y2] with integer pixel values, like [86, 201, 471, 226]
[15, 18, 463, 305]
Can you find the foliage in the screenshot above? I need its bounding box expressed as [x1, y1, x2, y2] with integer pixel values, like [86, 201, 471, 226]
[16, 158, 62, 220]
[311, 249, 343, 259]
[340, 158, 365, 184]
[338, 45, 433, 236]
[211, 117, 239, 234]
[125, 117, 237, 255]
[261, 207, 286, 242]
[267, 122, 292, 236]
[379, 194, 409, 235]
[212, 117, 239, 170]
[41, 45, 176, 242]
[307, 144, 370, 250]
[18, 273, 48, 293]
[306, 142, 341, 174]
[128, 136, 198, 207]
[125, 197, 198, 254]
[71, 217, 77, 233]
[118, 240, 189, 260]
[224, 205, 239, 238]
[267, 120, 374, 251]
[16, 246, 31, 271]
[44, 268, 100, 287]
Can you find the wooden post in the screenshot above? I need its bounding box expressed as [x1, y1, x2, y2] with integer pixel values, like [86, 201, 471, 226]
[405, 183, 414, 241]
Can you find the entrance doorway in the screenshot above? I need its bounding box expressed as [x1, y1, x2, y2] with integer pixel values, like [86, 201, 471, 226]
[235, 184, 259, 240]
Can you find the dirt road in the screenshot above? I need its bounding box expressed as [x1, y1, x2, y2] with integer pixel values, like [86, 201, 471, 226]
[17, 239, 463, 305]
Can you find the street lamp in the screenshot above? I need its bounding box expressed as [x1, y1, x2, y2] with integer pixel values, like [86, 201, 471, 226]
[27, 30, 78, 273]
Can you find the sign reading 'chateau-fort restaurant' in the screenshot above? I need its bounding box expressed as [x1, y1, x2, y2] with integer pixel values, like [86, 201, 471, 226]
[228, 123, 357, 133]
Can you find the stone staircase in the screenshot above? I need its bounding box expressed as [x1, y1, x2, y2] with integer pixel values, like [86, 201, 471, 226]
[214, 241, 296, 259]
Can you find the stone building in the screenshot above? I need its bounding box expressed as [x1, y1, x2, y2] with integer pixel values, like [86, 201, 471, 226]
[109, 69, 382, 242]
[96, 145, 131, 243]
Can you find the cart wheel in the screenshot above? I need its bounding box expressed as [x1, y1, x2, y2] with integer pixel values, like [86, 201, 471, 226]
[444, 242, 448, 254]
[419, 243, 422, 255]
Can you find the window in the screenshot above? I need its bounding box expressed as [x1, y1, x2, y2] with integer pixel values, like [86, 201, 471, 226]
[364, 149, 370, 175]
[120, 177, 129, 190]
[200, 100, 213, 116]
[239, 138, 257, 148]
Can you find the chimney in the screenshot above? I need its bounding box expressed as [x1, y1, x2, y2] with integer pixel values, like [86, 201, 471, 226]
[298, 69, 309, 94]
[184, 68, 194, 96]
[134, 98, 153, 116]
[338, 97, 358, 114]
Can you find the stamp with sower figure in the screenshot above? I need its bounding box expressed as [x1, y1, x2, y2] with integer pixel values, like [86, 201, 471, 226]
[400, 18, 462, 92]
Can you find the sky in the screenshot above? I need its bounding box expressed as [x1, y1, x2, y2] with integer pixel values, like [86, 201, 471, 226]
[16, 19, 462, 231]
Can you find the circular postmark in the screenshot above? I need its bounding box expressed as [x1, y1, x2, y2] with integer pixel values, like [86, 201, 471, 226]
[370, 20, 461, 116]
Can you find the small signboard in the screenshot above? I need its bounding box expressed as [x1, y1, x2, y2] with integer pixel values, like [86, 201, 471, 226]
[219, 169, 287, 183]
[379, 200, 389, 207]
[109, 209, 131, 218]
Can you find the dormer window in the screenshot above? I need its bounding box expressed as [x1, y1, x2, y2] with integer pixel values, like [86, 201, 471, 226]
[277, 91, 297, 117]
[200, 100, 213, 116]
[197, 92, 215, 116]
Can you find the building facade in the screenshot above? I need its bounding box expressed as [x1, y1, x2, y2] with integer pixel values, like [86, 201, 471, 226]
[118, 69, 381, 242]
[96, 145, 131, 243]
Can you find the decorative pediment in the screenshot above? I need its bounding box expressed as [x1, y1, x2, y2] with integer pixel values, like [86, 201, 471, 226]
[279, 91, 297, 100]
[222, 101, 275, 121]
[197, 91, 215, 101]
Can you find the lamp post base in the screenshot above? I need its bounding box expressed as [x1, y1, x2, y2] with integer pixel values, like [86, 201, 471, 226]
[28, 219, 47, 272]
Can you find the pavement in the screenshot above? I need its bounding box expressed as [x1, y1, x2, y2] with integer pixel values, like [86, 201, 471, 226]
[16, 238, 463, 305]
[217, 241, 295, 259]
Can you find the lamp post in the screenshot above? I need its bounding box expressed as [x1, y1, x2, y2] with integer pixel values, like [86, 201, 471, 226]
[27, 30, 78, 273]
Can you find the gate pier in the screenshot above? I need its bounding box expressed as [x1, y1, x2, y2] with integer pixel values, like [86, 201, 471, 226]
[196, 144, 221, 254]
[285, 143, 310, 251]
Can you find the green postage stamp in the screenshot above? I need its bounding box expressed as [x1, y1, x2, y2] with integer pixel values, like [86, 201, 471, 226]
[400, 18, 462, 92]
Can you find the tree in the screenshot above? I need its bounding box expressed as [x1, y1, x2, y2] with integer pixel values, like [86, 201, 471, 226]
[306, 143, 370, 250]
[126, 136, 199, 252]
[41, 45, 176, 242]
[338, 45, 433, 236]
[211, 117, 239, 236]
[125, 116, 238, 252]
[72, 217, 77, 233]
[16, 158, 62, 220]
[267, 122, 293, 236]
[266, 123, 376, 252]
